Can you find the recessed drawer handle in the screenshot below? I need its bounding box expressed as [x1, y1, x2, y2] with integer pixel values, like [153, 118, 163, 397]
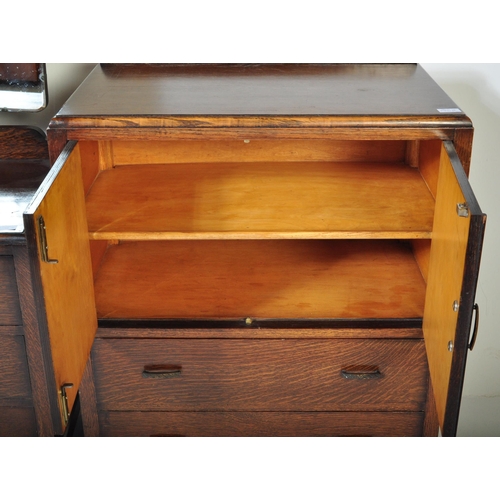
[142, 364, 182, 378]
[341, 366, 382, 380]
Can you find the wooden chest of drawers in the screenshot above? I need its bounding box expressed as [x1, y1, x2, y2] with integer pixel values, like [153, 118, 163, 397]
[10, 64, 486, 436]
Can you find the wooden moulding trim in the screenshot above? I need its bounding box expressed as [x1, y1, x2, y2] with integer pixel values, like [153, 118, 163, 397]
[62, 127, 458, 142]
[97, 317, 423, 331]
[0, 326, 24, 336]
[95, 326, 424, 340]
[49, 115, 473, 129]
[0, 234, 28, 246]
[89, 231, 433, 241]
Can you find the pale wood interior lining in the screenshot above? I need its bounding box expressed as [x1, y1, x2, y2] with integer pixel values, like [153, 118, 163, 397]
[423, 144, 471, 430]
[30, 144, 97, 417]
[111, 139, 408, 165]
[93, 239, 426, 321]
[85, 161, 435, 239]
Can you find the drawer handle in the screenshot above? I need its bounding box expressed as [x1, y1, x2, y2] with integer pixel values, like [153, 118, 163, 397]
[341, 366, 382, 380]
[142, 364, 182, 378]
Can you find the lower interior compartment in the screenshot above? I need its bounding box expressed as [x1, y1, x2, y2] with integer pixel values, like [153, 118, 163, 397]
[93, 239, 427, 320]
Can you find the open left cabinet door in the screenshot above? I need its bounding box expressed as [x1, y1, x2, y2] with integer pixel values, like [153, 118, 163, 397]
[424, 141, 486, 437]
[24, 141, 97, 435]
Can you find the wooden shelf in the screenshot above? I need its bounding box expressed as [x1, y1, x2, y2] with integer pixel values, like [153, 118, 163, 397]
[94, 239, 426, 320]
[86, 162, 435, 240]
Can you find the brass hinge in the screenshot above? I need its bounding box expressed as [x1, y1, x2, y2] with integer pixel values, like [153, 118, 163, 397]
[59, 383, 74, 426]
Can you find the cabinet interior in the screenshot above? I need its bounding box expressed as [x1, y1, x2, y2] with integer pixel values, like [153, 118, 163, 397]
[78, 138, 442, 323]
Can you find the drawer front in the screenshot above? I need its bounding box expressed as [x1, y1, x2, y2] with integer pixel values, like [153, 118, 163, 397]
[99, 410, 424, 437]
[0, 256, 22, 327]
[92, 338, 428, 412]
[0, 407, 37, 436]
[0, 336, 32, 402]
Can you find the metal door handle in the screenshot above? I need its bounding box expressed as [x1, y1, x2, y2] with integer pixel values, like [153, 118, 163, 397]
[468, 303, 480, 351]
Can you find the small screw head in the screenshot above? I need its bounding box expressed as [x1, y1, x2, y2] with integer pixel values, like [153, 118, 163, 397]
[245, 317, 253, 325]
[448, 341, 454, 352]
[244, 139, 250, 144]
[453, 300, 459, 312]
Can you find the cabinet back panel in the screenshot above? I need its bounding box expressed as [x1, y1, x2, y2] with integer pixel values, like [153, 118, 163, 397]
[111, 140, 407, 165]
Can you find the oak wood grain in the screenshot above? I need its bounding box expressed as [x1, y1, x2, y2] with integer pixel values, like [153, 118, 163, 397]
[55, 64, 464, 119]
[0, 336, 32, 402]
[0, 127, 48, 160]
[99, 410, 424, 437]
[12, 245, 56, 436]
[0, 407, 37, 436]
[0, 256, 22, 325]
[92, 338, 428, 412]
[95, 325, 424, 339]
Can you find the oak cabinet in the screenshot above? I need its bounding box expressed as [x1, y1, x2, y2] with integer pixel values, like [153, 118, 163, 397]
[5, 64, 486, 436]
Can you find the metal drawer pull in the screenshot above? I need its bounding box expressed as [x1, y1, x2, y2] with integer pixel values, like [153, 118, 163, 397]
[142, 364, 182, 378]
[341, 366, 382, 380]
[468, 303, 480, 351]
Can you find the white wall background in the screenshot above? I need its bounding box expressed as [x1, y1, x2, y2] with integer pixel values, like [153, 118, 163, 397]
[1, 63, 499, 436]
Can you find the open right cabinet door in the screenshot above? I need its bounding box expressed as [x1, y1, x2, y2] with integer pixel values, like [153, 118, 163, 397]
[423, 141, 486, 436]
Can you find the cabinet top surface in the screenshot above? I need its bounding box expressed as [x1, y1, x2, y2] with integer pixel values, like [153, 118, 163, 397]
[52, 64, 469, 126]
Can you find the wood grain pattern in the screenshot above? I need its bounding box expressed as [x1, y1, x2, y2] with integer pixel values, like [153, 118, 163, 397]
[94, 240, 426, 320]
[99, 410, 424, 437]
[96, 325, 424, 339]
[79, 357, 99, 437]
[12, 245, 56, 436]
[0, 336, 32, 402]
[0, 256, 22, 325]
[24, 142, 97, 426]
[0, 407, 37, 436]
[65, 125, 458, 143]
[56, 64, 464, 119]
[111, 139, 407, 165]
[423, 142, 473, 432]
[0, 127, 48, 160]
[422, 376, 439, 436]
[419, 140, 442, 198]
[92, 338, 428, 412]
[86, 161, 435, 240]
